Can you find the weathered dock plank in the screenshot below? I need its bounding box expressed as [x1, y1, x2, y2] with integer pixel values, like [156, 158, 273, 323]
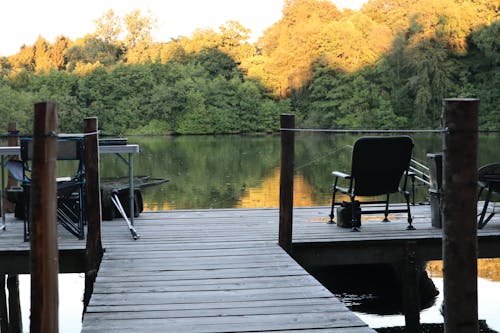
[2, 204, 498, 332]
[81, 208, 378, 333]
[0, 219, 87, 274]
[290, 205, 500, 267]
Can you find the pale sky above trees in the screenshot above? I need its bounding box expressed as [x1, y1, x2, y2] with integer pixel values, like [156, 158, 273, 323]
[0, 0, 366, 56]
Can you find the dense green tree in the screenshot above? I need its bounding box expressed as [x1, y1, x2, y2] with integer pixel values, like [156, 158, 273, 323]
[123, 9, 157, 63]
[7, 69, 33, 89]
[33, 36, 53, 74]
[93, 9, 123, 45]
[467, 21, 500, 129]
[257, 0, 343, 96]
[66, 35, 122, 68]
[0, 84, 33, 132]
[0, 0, 498, 133]
[217, 21, 255, 63]
[8, 45, 35, 72]
[193, 48, 240, 79]
[50, 36, 72, 71]
[0, 57, 11, 78]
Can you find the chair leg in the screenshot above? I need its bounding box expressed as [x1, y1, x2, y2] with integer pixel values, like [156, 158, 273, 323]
[351, 196, 360, 232]
[410, 173, 416, 205]
[478, 189, 493, 229]
[405, 191, 415, 230]
[478, 186, 484, 199]
[78, 188, 85, 239]
[328, 178, 339, 224]
[382, 194, 390, 222]
[23, 188, 29, 242]
[480, 212, 496, 229]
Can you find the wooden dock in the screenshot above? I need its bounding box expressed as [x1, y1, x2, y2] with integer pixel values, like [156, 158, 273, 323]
[290, 205, 500, 268]
[1, 205, 499, 332]
[81, 208, 376, 333]
[0, 220, 86, 274]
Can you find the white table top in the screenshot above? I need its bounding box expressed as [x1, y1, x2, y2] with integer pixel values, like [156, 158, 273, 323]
[0, 144, 140, 156]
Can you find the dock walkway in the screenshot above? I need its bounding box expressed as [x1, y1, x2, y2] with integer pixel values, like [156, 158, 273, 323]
[2, 205, 498, 332]
[81, 208, 376, 333]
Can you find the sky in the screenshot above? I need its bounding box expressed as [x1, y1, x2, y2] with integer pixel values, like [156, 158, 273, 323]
[0, 0, 367, 57]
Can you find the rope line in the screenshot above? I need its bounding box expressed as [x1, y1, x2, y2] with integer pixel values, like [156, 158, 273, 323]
[280, 128, 444, 134]
[58, 131, 101, 137]
[294, 145, 353, 171]
[280, 128, 500, 134]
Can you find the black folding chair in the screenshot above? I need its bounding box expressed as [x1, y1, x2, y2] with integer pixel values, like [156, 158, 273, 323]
[477, 162, 500, 229]
[20, 137, 86, 241]
[329, 136, 414, 231]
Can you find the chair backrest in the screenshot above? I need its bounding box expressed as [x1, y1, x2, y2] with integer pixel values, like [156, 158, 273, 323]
[478, 162, 500, 193]
[20, 137, 85, 180]
[351, 136, 413, 196]
[20, 137, 84, 161]
[5, 159, 25, 182]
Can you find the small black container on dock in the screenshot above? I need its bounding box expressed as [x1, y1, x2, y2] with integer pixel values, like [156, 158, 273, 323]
[336, 200, 361, 228]
[427, 153, 443, 228]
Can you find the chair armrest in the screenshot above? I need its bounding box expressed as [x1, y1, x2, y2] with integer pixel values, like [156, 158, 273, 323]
[332, 171, 352, 195]
[332, 171, 351, 179]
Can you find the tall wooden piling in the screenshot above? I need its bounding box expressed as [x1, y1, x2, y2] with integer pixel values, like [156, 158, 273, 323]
[7, 275, 22, 333]
[279, 114, 295, 254]
[401, 241, 421, 333]
[29, 102, 59, 333]
[83, 117, 103, 311]
[0, 275, 7, 333]
[1, 275, 30, 333]
[442, 98, 479, 333]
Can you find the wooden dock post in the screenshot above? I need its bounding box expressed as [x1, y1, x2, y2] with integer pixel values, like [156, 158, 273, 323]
[83, 117, 103, 311]
[442, 98, 479, 333]
[401, 241, 421, 333]
[29, 102, 59, 333]
[7, 275, 22, 333]
[279, 114, 295, 254]
[0, 275, 7, 333]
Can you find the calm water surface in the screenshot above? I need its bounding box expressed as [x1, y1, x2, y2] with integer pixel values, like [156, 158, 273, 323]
[14, 133, 500, 331]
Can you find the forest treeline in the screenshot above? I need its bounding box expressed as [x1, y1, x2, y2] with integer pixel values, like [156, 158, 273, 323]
[0, 0, 498, 135]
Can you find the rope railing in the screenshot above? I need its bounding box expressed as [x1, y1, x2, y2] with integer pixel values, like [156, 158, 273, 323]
[279, 128, 500, 134]
[279, 128, 443, 133]
[294, 145, 352, 171]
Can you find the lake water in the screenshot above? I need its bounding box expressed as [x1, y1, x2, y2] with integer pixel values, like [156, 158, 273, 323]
[17, 274, 85, 333]
[12, 133, 500, 331]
